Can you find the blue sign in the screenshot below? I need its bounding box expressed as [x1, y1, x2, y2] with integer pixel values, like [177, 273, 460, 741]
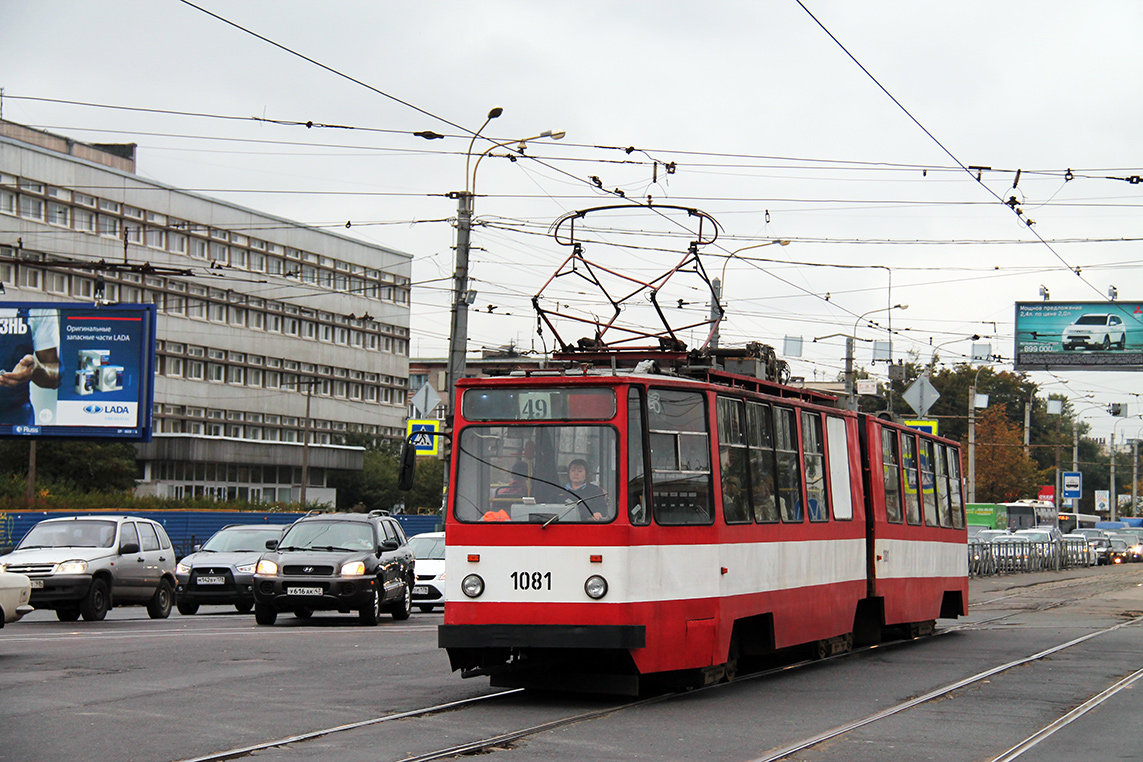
[1063, 471, 1083, 500]
[0, 302, 156, 440]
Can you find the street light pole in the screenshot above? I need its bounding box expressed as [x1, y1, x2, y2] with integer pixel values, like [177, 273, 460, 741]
[848, 304, 907, 412]
[446, 107, 502, 437]
[967, 363, 991, 505]
[442, 111, 565, 500]
[711, 240, 790, 350]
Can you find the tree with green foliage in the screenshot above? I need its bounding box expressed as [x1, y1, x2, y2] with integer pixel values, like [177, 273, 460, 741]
[970, 404, 1049, 502]
[0, 439, 137, 493]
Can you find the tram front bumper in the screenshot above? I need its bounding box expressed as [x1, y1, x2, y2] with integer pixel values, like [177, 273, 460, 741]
[438, 623, 645, 650]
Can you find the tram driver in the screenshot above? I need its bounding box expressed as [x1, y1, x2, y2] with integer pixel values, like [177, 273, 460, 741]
[562, 458, 609, 521]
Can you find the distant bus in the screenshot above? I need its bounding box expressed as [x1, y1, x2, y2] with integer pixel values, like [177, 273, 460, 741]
[1002, 500, 1057, 529]
[1057, 512, 1099, 534]
[966, 503, 1007, 530]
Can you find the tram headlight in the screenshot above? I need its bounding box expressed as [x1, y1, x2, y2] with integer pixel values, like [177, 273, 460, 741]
[461, 574, 485, 598]
[584, 575, 608, 600]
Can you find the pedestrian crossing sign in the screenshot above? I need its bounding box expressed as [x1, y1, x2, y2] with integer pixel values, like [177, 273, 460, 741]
[406, 419, 441, 456]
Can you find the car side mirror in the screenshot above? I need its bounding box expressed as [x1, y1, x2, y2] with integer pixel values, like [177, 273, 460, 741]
[265, 539, 278, 550]
[379, 539, 399, 552]
[193, 544, 203, 552]
[120, 542, 140, 555]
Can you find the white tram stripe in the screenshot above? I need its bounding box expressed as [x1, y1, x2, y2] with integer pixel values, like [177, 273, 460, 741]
[446, 540, 869, 605]
[874, 538, 968, 579]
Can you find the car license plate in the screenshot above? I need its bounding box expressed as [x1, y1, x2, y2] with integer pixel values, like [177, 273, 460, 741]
[29, 579, 43, 589]
[413, 586, 429, 595]
[196, 576, 225, 585]
[289, 586, 322, 596]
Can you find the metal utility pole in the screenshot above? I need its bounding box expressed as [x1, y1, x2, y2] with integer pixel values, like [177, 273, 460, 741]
[968, 382, 976, 504]
[300, 381, 313, 507]
[709, 277, 722, 350]
[26, 440, 36, 504]
[844, 336, 856, 412]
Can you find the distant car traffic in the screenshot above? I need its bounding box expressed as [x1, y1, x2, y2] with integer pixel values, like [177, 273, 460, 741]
[252, 511, 415, 625]
[407, 531, 445, 612]
[0, 515, 176, 621]
[176, 524, 287, 615]
[0, 570, 33, 626]
[1062, 313, 1126, 351]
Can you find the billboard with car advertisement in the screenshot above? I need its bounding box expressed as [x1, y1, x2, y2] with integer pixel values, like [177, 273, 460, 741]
[1014, 301, 1143, 370]
[0, 302, 155, 440]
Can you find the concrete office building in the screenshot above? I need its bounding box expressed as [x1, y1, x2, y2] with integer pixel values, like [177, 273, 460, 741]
[0, 120, 411, 504]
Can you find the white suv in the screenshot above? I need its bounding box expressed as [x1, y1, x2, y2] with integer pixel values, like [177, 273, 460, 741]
[1062, 313, 1126, 351]
[0, 516, 177, 621]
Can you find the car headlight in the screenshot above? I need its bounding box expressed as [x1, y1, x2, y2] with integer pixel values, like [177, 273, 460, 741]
[176, 561, 192, 575]
[584, 575, 608, 600]
[0, 562, 7, 572]
[461, 574, 484, 598]
[55, 560, 88, 575]
[235, 562, 256, 574]
[341, 561, 366, 577]
[255, 559, 279, 576]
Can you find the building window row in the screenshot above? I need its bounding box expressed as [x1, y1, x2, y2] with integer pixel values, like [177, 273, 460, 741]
[156, 348, 407, 407]
[0, 173, 411, 304]
[0, 257, 411, 355]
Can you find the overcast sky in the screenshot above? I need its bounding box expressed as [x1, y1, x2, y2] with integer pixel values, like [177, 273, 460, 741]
[3, 1, 1142, 439]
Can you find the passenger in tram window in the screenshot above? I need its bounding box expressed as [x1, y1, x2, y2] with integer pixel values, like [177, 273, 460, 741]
[752, 473, 782, 523]
[495, 461, 530, 498]
[563, 458, 609, 521]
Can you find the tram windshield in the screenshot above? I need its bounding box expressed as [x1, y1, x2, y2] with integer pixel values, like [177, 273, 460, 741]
[454, 424, 618, 524]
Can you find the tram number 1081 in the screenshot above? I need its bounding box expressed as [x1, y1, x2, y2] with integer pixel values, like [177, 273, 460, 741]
[511, 570, 553, 591]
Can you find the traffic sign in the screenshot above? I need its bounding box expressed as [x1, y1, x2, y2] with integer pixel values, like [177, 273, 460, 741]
[406, 419, 441, 456]
[904, 419, 938, 436]
[1062, 472, 1082, 500]
[410, 383, 443, 417]
[902, 375, 940, 418]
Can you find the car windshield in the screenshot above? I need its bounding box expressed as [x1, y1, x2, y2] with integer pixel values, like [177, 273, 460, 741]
[1074, 315, 1108, 325]
[201, 527, 284, 552]
[1111, 538, 1128, 549]
[408, 535, 445, 560]
[278, 521, 375, 551]
[18, 520, 117, 549]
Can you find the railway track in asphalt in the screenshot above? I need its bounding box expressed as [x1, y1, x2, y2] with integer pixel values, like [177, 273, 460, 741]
[171, 568, 1143, 762]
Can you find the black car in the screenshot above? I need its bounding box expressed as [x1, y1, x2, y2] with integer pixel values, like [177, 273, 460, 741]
[252, 511, 414, 625]
[176, 524, 287, 615]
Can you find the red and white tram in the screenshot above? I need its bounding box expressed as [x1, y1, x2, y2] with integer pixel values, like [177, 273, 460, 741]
[424, 358, 968, 694]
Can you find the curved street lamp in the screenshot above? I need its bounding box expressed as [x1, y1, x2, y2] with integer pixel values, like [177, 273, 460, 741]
[710, 239, 790, 349]
[846, 304, 907, 412]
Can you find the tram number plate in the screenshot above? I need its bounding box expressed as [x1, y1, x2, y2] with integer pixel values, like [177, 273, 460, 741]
[510, 571, 552, 591]
[29, 579, 43, 588]
[196, 576, 225, 585]
[289, 586, 322, 596]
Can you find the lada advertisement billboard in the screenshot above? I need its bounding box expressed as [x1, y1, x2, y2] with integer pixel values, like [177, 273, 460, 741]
[0, 302, 155, 440]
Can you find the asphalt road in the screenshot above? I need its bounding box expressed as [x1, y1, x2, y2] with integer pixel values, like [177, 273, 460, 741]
[3, 564, 1142, 762]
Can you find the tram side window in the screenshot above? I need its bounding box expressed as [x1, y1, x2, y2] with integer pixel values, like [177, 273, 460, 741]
[934, 442, 952, 527]
[900, 434, 922, 525]
[826, 416, 853, 520]
[648, 389, 712, 525]
[774, 406, 802, 522]
[881, 428, 903, 523]
[628, 388, 650, 526]
[946, 445, 965, 529]
[801, 412, 829, 522]
[717, 397, 752, 524]
[747, 401, 780, 523]
[919, 439, 939, 527]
